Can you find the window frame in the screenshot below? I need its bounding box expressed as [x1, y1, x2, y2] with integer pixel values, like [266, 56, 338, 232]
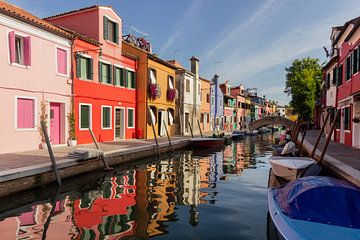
[149, 68, 157, 84]
[78, 54, 92, 80]
[114, 64, 125, 87]
[103, 15, 118, 44]
[99, 60, 112, 84]
[168, 75, 174, 89]
[101, 105, 112, 130]
[79, 103, 92, 130]
[186, 78, 190, 92]
[55, 46, 69, 77]
[126, 68, 136, 89]
[15, 96, 37, 131]
[8, 31, 30, 68]
[127, 108, 135, 129]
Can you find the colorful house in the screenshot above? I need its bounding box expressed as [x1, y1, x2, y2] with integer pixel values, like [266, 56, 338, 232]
[200, 77, 211, 133]
[220, 81, 236, 131]
[0, 1, 73, 153]
[122, 37, 177, 139]
[210, 74, 224, 131]
[231, 84, 247, 130]
[46, 6, 137, 144]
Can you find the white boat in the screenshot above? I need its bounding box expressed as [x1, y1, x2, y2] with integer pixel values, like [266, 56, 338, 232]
[269, 156, 316, 181]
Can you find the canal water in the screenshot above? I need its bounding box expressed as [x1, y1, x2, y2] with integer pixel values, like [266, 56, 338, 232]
[0, 133, 276, 240]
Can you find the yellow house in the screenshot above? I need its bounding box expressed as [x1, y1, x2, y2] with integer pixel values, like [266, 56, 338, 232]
[123, 39, 177, 139]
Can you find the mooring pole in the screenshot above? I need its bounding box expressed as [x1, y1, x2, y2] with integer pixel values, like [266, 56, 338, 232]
[319, 110, 340, 165]
[188, 120, 194, 138]
[89, 128, 113, 171]
[163, 120, 173, 152]
[41, 120, 62, 186]
[311, 111, 330, 158]
[291, 121, 299, 141]
[197, 118, 203, 138]
[298, 121, 309, 156]
[148, 107, 160, 156]
[293, 121, 302, 143]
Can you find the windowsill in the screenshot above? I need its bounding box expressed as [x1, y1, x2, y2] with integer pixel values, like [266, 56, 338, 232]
[105, 39, 118, 46]
[127, 126, 135, 129]
[101, 82, 114, 86]
[101, 127, 112, 130]
[79, 128, 91, 131]
[56, 72, 70, 78]
[78, 78, 93, 81]
[15, 127, 36, 131]
[11, 63, 29, 69]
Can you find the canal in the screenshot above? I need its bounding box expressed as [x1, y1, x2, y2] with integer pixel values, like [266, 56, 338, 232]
[0, 133, 276, 239]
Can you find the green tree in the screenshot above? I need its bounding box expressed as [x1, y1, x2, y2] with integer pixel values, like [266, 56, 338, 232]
[285, 57, 322, 120]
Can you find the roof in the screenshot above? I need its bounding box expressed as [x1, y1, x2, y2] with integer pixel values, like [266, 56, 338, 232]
[167, 60, 185, 69]
[0, 1, 72, 39]
[43, 5, 109, 20]
[322, 55, 338, 71]
[333, 16, 360, 45]
[56, 25, 101, 46]
[148, 54, 178, 70]
[199, 76, 210, 83]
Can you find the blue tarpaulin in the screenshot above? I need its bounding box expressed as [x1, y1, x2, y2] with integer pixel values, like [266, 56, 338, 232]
[274, 176, 360, 228]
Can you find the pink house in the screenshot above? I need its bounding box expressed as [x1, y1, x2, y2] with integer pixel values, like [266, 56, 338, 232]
[0, 2, 73, 153]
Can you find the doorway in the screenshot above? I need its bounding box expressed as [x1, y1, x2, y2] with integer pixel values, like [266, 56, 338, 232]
[353, 101, 360, 148]
[50, 102, 62, 144]
[185, 112, 189, 133]
[114, 108, 125, 140]
[158, 110, 166, 136]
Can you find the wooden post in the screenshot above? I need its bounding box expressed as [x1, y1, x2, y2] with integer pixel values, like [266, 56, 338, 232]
[41, 120, 62, 186]
[89, 129, 113, 171]
[293, 121, 302, 143]
[291, 121, 299, 140]
[178, 108, 183, 136]
[319, 110, 340, 165]
[311, 111, 330, 158]
[149, 107, 160, 156]
[297, 121, 309, 156]
[163, 120, 173, 152]
[197, 118, 203, 138]
[188, 120, 194, 138]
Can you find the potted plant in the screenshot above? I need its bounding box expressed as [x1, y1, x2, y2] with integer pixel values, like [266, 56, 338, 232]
[167, 88, 176, 102]
[148, 83, 161, 100]
[38, 100, 49, 149]
[67, 110, 77, 146]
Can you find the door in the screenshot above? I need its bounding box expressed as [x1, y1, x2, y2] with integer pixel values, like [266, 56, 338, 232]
[115, 108, 125, 140]
[50, 102, 61, 144]
[340, 107, 345, 144]
[353, 101, 360, 148]
[158, 110, 166, 136]
[185, 112, 189, 133]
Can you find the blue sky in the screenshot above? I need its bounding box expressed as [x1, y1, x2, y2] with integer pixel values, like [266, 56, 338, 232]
[8, 0, 360, 105]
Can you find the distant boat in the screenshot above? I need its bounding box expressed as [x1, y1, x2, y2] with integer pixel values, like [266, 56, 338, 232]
[191, 137, 224, 148]
[268, 176, 360, 240]
[251, 130, 259, 135]
[258, 127, 268, 134]
[269, 156, 315, 181]
[232, 130, 245, 140]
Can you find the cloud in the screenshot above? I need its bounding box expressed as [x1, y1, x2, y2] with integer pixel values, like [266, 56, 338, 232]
[159, 0, 203, 57]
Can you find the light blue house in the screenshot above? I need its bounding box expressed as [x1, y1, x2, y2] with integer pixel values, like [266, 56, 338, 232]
[210, 74, 224, 131]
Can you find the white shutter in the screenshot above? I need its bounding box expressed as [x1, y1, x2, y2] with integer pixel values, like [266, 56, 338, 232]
[168, 110, 174, 125]
[150, 69, 156, 84]
[150, 108, 156, 124]
[168, 76, 174, 89]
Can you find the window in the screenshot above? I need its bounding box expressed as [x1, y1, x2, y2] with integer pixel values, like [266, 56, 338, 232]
[114, 67, 126, 87]
[168, 76, 174, 89]
[186, 79, 190, 92]
[332, 68, 337, 85]
[57, 48, 67, 75]
[344, 107, 351, 130]
[103, 16, 119, 44]
[150, 69, 157, 84]
[99, 62, 112, 84]
[127, 108, 135, 128]
[353, 48, 358, 74]
[338, 64, 343, 86]
[102, 106, 111, 129]
[127, 70, 136, 89]
[168, 109, 174, 125]
[16, 97, 35, 129]
[346, 56, 352, 80]
[149, 106, 157, 124]
[80, 104, 91, 130]
[211, 96, 214, 106]
[198, 83, 201, 96]
[9, 31, 31, 66]
[326, 73, 330, 88]
[76, 56, 93, 80]
[206, 94, 210, 103]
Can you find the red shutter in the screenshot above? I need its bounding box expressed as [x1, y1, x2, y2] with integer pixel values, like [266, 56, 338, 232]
[24, 36, 31, 66]
[9, 31, 16, 64]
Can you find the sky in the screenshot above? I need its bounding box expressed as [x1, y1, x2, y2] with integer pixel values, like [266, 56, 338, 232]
[7, 0, 360, 105]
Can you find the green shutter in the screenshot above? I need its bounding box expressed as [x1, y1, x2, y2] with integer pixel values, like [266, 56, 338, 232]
[81, 105, 90, 128]
[98, 62, 102, 82]
[132, 72, 136, 89]
[103, 16, 108, 40]
[124, 69, 128, 88]
[114, 22, 119, 44]
[113, 66, 116, 85]
[76, 56, 81, 78]
[88, 58, 93, 80]
[109, 64, 113, 84]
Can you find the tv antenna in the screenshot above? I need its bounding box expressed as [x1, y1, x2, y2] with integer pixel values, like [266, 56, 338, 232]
[123, 25, 149, 38]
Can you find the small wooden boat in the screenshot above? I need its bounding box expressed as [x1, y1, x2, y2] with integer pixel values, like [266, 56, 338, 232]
[268, 176, 360, 240]
[191, 137, 224, 148]
[232, 130, 244, 140]
[223, 135, 232, 145]
[269, 156, 315, 181]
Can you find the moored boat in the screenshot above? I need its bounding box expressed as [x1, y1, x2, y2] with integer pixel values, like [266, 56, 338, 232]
[269, 156, 315, 181]
[232, 130, 245, 140]
[191, 137, 224, 148]
[268, 176, 360, 240]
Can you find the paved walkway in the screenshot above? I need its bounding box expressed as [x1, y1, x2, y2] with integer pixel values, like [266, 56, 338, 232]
[0, 136, 191, 172]
[300, 130, 360, 186]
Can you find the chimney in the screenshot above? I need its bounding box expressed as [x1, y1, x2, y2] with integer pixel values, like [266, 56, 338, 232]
[190, 56, 199, 79]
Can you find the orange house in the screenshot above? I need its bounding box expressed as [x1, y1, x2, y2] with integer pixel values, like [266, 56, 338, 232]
[122, 38, 177, 139]
[200, 77, 211, 133]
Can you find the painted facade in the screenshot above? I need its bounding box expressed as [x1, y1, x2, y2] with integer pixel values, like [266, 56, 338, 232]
[220, 81, 236, 131]
[231, 85, 246, 130]
[122, 40, 177, 139]
[0, 1, 72, 153]
[46, 6, 137, 144]
[210, 74, 224, 131]
[200, 77, 211, 133]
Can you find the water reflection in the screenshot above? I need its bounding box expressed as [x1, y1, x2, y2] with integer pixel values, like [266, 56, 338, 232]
[0, 134, 277, 239]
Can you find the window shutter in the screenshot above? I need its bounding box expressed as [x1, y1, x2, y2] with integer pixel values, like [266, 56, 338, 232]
[103, 16, 108, 40]
[332, 68, 336, 85]
[98, 62, 102, 82]
[133, 72, 136, 89]
[113, 66, 116, 85]
[114, 22, 119, 44]
[24, 36, 31, 66]
[76, 56, 81, 78]
[124, 69, 128, 88]
[357, 47, 360, 73]
[88, 58, 93, 80]
[109, 64, 113, 84]
[8, 31, 16, 64]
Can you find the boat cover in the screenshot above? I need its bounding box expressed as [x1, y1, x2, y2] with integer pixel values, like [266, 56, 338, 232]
[273, 176, 360, 228]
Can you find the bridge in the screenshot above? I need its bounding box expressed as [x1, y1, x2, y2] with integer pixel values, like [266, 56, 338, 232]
[248, 116, 295, 131]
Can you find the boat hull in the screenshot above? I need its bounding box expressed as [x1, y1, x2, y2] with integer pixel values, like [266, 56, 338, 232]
[269, 156, 315, 181]
[191, 138, 224, 148]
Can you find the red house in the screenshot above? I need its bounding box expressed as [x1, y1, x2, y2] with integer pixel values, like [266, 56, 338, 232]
[45, 6, 137, 144]
[326, 16, 360, 148]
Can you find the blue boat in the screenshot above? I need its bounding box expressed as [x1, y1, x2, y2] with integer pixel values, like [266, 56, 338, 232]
[268, 176, 360, 240]
[232, 130, 244, 140]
